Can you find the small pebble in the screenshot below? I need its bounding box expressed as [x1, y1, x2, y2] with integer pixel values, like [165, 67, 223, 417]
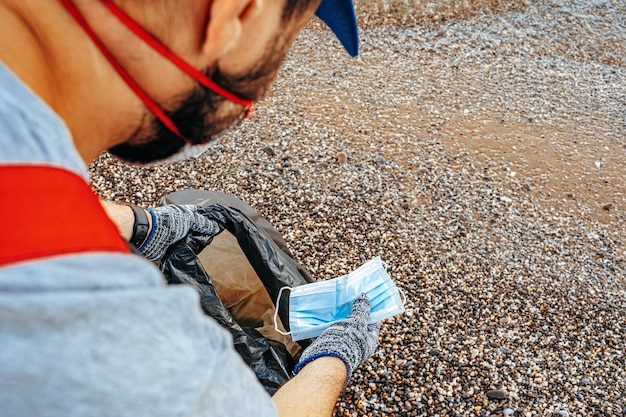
[486, 390, 508, 400]
[260, 146, 276, 156]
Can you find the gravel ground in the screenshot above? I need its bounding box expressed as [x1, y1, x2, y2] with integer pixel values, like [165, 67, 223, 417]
[90, 1, 626, 416]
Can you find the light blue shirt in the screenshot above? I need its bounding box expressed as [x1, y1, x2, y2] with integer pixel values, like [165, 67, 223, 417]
[0, 62, 278, 417]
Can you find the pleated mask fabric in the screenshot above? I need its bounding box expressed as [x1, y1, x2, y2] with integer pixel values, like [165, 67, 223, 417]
[275, 257, 405, 342]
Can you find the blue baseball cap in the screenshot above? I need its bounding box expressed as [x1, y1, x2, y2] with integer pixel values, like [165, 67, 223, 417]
[315, 0, 359, 57]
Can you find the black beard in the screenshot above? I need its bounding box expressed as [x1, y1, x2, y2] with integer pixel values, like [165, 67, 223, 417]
[108, 83, 239, 164]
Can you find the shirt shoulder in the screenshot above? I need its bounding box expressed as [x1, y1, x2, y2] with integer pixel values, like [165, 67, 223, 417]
[0, 62, 87, 177]
[0, 253, 278, 417]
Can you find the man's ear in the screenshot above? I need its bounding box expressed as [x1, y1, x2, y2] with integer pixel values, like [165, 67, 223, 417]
[203, 0, 264, 61]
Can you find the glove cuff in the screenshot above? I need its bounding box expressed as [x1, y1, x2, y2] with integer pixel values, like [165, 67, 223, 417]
[293, 351, 352, 384]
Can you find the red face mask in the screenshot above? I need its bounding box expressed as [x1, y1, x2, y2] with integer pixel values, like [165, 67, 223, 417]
[60, 0, 254, 145]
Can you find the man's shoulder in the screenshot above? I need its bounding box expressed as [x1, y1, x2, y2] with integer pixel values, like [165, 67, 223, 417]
[0, 252, 278, 417]
[0, 62, 86, 176]
[0, 252, 165, 290]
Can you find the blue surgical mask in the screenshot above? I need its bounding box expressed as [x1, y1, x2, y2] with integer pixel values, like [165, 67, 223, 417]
[274, 257, 405, 341]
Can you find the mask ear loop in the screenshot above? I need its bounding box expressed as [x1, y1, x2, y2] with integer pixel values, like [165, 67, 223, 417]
[100, 0, 253, 110]
[398, 287, 407, 305]
[273, 286, 292, 336]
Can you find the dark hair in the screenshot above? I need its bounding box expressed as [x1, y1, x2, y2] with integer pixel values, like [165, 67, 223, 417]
[283, 0, 320, 22]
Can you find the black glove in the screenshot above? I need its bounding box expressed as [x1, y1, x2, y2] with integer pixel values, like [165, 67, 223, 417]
[293, 294, 380, 383]
[139, 205, 221, 261]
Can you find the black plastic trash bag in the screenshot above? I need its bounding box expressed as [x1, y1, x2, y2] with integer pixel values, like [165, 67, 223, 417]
[158, 190, 314, 394]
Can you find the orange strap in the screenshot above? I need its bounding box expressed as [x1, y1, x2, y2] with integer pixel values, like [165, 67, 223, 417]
[0, 165, 130, 266]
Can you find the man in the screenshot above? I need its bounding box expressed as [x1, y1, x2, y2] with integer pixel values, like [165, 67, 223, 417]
[0, 0, 379, 416]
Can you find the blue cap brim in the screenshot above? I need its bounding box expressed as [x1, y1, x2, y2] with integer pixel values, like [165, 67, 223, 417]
[315, 0, 359, 57]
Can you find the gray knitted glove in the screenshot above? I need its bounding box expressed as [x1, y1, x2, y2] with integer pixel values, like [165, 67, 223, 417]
[139, 205, 221, 261]
[293, 294, 380, 383]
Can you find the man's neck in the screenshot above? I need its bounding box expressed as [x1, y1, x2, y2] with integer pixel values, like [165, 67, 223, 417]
[0, 1, 56, 107]
[0, 0, 143, 163]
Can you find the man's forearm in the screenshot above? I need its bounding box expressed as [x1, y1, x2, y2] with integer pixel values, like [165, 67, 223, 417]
[272, 356, 347, 417]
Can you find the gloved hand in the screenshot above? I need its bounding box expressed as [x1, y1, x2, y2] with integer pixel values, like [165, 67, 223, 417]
[293, 294, 380, 383]
[139, 205, 221, 261]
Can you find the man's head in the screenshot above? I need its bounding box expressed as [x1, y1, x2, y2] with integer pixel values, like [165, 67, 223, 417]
[57, 0, 359, 164]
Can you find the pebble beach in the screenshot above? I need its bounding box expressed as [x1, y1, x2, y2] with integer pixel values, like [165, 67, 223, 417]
[90, 0, 626, 416]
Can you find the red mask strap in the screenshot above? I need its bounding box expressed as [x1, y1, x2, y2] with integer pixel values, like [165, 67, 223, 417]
[60, 0, 189, 142]
[101, 0, 253, 110]
[60, 0, 254, 143]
